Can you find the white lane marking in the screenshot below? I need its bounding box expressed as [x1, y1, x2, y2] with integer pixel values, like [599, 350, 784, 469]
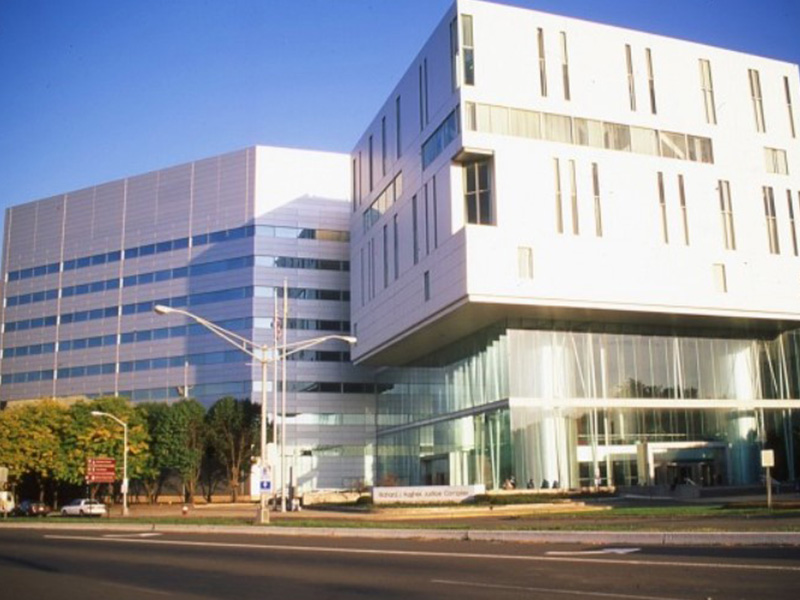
[433, 579, 690, 600]
[547, 547, 640, 556]
[42, 535, 800, 573]
[103, 533, 163, 539]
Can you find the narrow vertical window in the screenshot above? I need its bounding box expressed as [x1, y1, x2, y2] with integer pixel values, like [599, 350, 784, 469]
[560, 31, 570, 101]
[412, 194, 419, 265]
[537, 28, 547, 97]
[369, 239, 375, 300]
[432, 175, 439, 249]
[785, 76, 796, 138]
[646, 48, 657, 114]
[554, 158, 564, 233]
[424, 183, 431, 256]
[699, 59, 717, 124]
[383, 224, 389, 288]
[592, 163, 603, 237]
[678, 175, 689, 246]
[719, 180, 736, 250]
[381, 117, 387, 177]
[462, 15, 475, 86]
[395, 96, 402, 159]
[351, 158, 357, 213]
[418, 65, 424, 131]
[569, 159, 579, 235]
[749, 69, 766, 133]
[358, 151, 362, 204]
[368, 135, 374, 192]
[787, 190, 798, 256]
[423, 58, 429, 126]
[625, 44, 636, 111]
[450, 17, 459, 90]
[393, 214, 399, 280]
[712, 264, 728, 293]
[464, 160, 493, 225]
[763, 186, 780, 254]
[423, 271, 431, 302]
[360, 247, 365, 306]
[518, 247, 534, 279]
[657, 172, 668, 244]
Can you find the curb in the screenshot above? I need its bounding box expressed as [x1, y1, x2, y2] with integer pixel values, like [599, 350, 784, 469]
[3, 522, 800, 546]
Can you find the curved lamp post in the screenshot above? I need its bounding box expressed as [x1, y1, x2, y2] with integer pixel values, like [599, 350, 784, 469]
[90, 410, 129, 517]
[153, 304, 356, 522]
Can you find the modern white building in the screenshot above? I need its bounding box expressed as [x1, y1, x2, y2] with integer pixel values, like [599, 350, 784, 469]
[350, 0, 800, 489]
[2, 0, 799, 493]
[0, 146, 375, 491]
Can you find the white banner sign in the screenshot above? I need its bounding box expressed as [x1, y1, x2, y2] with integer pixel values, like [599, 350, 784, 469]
[372, 485, 485, 505]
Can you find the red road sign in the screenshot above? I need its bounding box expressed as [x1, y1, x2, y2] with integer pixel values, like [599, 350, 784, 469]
[86, 457, 116, 483]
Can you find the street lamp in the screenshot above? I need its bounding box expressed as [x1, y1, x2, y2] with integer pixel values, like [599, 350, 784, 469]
[153, 304, 356, 523]
[90, 410, 129, 517]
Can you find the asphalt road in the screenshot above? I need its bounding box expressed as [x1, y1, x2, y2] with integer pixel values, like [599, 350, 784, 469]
[1, 528, 798, 600]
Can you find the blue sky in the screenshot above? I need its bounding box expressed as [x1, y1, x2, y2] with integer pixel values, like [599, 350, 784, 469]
[0, 0, 798, 228]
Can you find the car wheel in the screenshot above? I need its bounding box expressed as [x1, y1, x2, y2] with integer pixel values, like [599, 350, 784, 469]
[79, 510, 85, 517]
[61, 509, 68, 517]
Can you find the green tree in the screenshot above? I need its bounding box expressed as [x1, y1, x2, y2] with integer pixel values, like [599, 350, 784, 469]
[149, 399, 207, 502]
[205, 397, 258, 501]
[136, 402, 172, 503]
[0, 401, 69, 501]
[59, 397, 151, 501]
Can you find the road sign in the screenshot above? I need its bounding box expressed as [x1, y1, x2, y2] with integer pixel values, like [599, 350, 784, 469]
[0, 466, 8, 485]
[86, 457, 116, 484]
[761, 449, 775, 468]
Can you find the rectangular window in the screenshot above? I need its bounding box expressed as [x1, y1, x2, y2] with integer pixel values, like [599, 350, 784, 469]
[418, 64, 424, 131]
[657, 172, 669, 244]
[625, 44, 636, 111]
[765, 147, 789, 175]
[423, 271, 431, 301]
[423, 58, 429, 126]
[421, 109, 459, 170]
[432, 175, 439, 249]
[368, 135, 374, 191]
[604, 122, 631, 152]
[464, 160, 493, 225]
[713, 264, 728, 293]
[699, 59, 717, 124]
[569, 159, 579, 235]
[360, 247, 365, 306]
[763, 186, 780, 254]
[749, 68, 766, 132]
[554, 158, 564, 233]
[462, 14, 474, 86]
[646, 48, 656, 114]
[358, 151, 362, 205]
[424, 182, 431, 256]
[393, 214, 399, 280]
[537, 28, 547, 97]
[383, 224, 389, 288]
[719, 180, 736, 250]
[395, 96, 402, 158]
[381, 116, 387, 177]
[412, 194, 420, 265]
[786, 76, 796, 138]
[560, 31, 570, 101]
[788, 190, 798, 256]
[351, 159, 358, 212]
[518, 247, 534, 279]
[370, 238, 376, 299]
[450, 17, 459, 90]
[592, 163, 603, 237]
[678, 175, 689, 245]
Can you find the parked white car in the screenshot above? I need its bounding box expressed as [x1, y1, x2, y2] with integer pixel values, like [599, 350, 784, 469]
[60, 499, 107, 517]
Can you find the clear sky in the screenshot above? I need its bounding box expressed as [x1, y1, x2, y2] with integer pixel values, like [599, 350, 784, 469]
[0, 0, 798, 234]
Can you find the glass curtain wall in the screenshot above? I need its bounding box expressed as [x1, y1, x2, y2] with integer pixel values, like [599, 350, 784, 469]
[376, 326, 800, 490]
